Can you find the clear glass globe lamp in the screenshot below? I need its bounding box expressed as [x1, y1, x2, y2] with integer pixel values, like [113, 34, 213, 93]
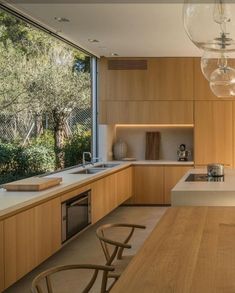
[201, 50, 235, 81]
[209, 65, 235, 97]
[183, 1, 235, 51]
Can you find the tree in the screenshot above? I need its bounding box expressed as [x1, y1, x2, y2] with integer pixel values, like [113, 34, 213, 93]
[0, 9, 91, 169]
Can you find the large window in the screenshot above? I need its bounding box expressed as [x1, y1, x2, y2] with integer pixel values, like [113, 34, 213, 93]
[0, 8, 96, 184]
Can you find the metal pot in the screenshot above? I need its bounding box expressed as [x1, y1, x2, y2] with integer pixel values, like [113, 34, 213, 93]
[207, 164, 224, 177]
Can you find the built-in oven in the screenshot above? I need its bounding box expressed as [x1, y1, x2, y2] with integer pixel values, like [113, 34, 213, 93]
[61, 189, 91, 243]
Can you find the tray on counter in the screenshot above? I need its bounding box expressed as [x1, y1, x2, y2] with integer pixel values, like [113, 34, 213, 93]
[3, 177, 62, 191]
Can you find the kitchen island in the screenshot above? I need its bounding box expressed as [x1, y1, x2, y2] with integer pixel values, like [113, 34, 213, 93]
[172, 168, 235, 206]
[111, 207, 235, 293]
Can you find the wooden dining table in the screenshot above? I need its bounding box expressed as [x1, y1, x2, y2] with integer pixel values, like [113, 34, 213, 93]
[111, 207, 235, 293]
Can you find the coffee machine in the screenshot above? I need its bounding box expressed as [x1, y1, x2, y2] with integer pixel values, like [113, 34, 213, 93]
[177, 144, 190, 161]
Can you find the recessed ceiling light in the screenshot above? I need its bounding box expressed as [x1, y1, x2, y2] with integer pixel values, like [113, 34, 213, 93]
[88, 39, 99, 43]
[54, 17, 70, 23]
[111, 53, 119, 56]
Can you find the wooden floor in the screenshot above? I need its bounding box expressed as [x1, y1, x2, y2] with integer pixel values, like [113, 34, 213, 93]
[4, 206, 168, 293]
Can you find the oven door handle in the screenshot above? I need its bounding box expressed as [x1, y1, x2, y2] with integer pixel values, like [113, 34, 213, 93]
[69, 196, 88, 207]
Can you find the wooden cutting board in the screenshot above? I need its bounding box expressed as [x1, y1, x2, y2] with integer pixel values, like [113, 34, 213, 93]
[3, 177, 62, 191]
[145, 132, 160, 160]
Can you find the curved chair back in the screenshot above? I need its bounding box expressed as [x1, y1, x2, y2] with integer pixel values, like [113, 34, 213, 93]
[31, 264, 114, 293]
[96, 223, 146, 266]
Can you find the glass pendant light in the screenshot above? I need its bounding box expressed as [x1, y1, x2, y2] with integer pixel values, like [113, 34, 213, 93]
[201, 50, 235, 81]
[183, 0, 235, 51]
[209, 63, 235, 97]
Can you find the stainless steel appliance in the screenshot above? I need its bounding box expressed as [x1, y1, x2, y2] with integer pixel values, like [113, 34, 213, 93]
[207, 164, 224, 177]
[185, 173, 224, 182]
[61, 190, 91, 243]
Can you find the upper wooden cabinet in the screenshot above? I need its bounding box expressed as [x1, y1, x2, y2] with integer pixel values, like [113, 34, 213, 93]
[194, 58, 219, 100]
[4, 198, 61, 289]
[0, 221, 4, 293]
[100, 100, 193, 124]
[99, 58, 148, 101]
[148, 58, 194, 101]
[194, 101, 233, 166]
[99, 57, 194, 101]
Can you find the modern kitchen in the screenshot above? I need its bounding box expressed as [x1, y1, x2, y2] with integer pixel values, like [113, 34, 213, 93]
[1, 1, 235, 293]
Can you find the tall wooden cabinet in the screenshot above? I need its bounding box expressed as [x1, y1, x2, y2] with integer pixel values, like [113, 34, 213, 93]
[0, 222, 4, 292]
[4, 198, 61, 288]
[194, 101, 233, 166]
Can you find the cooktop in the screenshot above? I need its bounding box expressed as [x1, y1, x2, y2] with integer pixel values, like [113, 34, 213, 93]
[185, 173, 224, 182]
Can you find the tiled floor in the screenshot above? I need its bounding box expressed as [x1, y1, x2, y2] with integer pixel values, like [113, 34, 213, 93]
[4, 206, 168, 293]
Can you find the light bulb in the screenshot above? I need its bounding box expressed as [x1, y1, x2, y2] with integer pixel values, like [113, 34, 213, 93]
[213, 0, 231, 25]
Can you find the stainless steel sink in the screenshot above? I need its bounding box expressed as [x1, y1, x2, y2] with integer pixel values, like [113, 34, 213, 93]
[95, 163, 120, 168]
[71, 168, 107, 175]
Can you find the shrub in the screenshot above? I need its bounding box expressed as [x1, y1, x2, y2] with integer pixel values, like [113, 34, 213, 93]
[64, 128, 91, 167]
[18, 144, 55, 175]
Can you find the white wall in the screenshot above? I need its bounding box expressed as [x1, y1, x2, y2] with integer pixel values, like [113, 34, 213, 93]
[98, 125, 116, 161]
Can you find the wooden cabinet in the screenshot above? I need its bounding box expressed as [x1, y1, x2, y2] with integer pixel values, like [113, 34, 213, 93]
[100, 101, 193, 124]
[4, 198, 61, 288]
[99, 57, 194, 101]
[91, 167, 133, 223]
[0, 221, 4, 292]
[194, 58, 219, 100]
[148, 58, 194, 101]
[164, 166, 192, 204]
[99, 58, 148, 101]
[133, 166, 164, 204]
[194, 101, 233, 166]
[91, 173, 117, 223]
[99, 57, 194, 124]
[116, 167, 133, 205]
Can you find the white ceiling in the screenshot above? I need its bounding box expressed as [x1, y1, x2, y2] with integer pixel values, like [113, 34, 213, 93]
[4, 2, 201, 57]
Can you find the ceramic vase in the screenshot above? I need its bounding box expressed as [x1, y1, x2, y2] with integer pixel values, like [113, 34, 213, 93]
[113, 140, 127, 160]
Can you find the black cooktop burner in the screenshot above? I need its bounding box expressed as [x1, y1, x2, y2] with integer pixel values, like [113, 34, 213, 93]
[185, 173, 224, 182]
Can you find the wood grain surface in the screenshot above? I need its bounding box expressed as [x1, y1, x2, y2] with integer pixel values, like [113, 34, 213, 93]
[111, 207, 235, 293]
[145, 132, 160, 160]
[3, 177, 62, 191]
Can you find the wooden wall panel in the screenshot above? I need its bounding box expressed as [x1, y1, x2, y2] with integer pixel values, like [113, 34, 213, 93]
[194, 101, 233, 166]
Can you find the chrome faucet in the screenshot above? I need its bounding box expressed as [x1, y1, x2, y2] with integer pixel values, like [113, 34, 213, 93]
[82, 152, 92, 167]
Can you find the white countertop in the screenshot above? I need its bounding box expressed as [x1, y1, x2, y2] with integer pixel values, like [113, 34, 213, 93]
[0, 162, 131, 219]
[0, 160, 194, 220]
[172, 168, 235, 206]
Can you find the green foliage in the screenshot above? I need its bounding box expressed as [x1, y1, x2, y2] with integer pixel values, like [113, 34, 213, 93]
[0, 139, 55, 185]
[0, 9, 92, 178]
[64, 127, 91, 167]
